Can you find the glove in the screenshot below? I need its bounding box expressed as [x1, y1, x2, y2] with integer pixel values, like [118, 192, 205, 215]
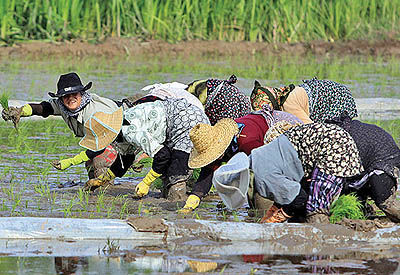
[178, 194, 201, 214]
[84, 168, 116, 191]
[51, 151, 89, 170]
[135, 169, 161, 198]
[1, 104, 32, 128]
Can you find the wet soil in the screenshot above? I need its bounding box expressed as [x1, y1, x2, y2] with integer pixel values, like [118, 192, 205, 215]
[1, 38, 400, 59]
[4, 178, 390, 233]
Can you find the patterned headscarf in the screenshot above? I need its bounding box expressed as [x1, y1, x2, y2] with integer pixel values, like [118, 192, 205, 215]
[299, 77, 357, 123]
[250, 80, 295, 111]
[56, 91, 92, 117]
[205, 75, 251, 125]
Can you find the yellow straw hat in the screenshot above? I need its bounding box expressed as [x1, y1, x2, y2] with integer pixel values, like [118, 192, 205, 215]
[188, 118, 239, 169]
[79, 107, 123, 151]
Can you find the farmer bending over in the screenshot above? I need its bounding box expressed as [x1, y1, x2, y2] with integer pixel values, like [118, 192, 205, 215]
[214, 123, 364, 223]
[326, 113, 400, 222]
[83, 97, 209, 200]
[1, 72, 139, 181]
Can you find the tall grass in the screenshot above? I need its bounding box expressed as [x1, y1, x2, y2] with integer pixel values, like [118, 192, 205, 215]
[0, 0, 399, 43]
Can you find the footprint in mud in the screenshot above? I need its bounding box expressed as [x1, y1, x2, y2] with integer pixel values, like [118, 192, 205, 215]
[159, 201, 185, 211]
[54, 180, 85, 189]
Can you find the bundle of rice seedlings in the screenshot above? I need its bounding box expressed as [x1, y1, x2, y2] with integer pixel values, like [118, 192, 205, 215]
[0, 92, 9, 110]
[330, 193, 366, 223]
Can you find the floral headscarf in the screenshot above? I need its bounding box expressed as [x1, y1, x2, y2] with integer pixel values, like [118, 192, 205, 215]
[205, 75, 251, 125]
[250, 80, 295, 111]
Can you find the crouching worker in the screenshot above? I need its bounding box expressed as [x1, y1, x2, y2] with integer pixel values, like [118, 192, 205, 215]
[213, 123, 364, 224]
[84, 98, 210, 200]
[179, 106, 303, 213]
[1, 72, 137, 180]
[326, 113, 400, 222]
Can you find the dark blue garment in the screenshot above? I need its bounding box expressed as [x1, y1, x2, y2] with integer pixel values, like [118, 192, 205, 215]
[326, 113, 400, 178]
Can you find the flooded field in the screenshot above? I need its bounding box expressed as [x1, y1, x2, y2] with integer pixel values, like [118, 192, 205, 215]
[1, 54, 400, 273]
[0, 54, 400, 101]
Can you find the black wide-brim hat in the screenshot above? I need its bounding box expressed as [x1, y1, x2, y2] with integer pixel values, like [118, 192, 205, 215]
[48, 72, 92, 98]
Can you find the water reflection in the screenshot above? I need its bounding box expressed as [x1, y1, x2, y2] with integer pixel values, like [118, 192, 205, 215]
[54, 257, 88, 275]
[241, 254, 400, 274]
[0, 250, 399, 274]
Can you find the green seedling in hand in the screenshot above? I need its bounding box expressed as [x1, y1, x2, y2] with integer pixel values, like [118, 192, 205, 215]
[0, 92, 21, 131]
[0, 92, 9, 110]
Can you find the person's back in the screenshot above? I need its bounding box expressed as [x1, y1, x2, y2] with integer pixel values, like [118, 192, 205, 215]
[326, 114, 400, 175]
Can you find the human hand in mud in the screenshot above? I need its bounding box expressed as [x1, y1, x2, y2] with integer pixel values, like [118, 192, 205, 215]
[51, 151, 89, 171]
[1, 104, 32, 129]
[177, 194, 200, 214]
[1, 106, 23, 128]
[134, 181, 150, 198]
[134, 169, 160, 198]
[84, 168, 115, 191]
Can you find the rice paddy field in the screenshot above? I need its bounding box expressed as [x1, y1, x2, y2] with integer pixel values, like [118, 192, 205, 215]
[0, 51, 400, 273]
[1, 2, 400, 271]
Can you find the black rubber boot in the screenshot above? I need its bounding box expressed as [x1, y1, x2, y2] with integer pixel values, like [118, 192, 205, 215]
[378, 187, 400, 223]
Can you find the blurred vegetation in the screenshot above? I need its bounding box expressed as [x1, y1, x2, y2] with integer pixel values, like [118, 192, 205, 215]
[0, 0, 399, 44]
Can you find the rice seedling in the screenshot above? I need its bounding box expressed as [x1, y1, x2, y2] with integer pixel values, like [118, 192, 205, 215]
[77, 188, 90, 211]
[220, 210, 227, 221]
[119, 199, 129, 219]
[61, 198, 76, 218]
[10, 193, 22, 214]
[1, 200, 9, 211]
[106, 198, 117, 218]
[232, 211, 239, 222]
[95, 187, 107, 213]
[102, 238, 120, 255]
[249, 268, 257, 275]
[137, 202, 143, 215]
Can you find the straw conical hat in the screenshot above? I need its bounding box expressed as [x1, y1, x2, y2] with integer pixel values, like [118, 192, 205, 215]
[188, 118, 238, 169]
[79, 107, 123, 151]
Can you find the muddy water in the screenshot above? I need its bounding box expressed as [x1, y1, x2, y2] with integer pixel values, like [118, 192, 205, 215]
[1, 239, 400, 274]
[1, 55, 400, 273]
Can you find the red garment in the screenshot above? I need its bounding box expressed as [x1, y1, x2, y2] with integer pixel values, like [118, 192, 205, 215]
[235, 114, 269, 155]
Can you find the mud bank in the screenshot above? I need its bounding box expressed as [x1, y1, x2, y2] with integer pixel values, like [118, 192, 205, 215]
[1, 217, 399, 244]
[1, 38, 400, 59]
